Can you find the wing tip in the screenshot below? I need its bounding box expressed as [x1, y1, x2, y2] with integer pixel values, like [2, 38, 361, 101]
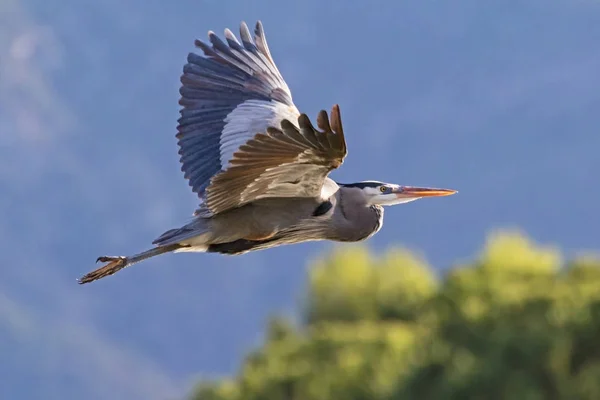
[316, 110, 331, 132]
[330, 104, 343, 135]
[194, 38, 212, 55]
[224, 28, 238, 43]
[313, 105, 342, 135]
[255, 20, 264, 35]
[297, 113, 315, 132]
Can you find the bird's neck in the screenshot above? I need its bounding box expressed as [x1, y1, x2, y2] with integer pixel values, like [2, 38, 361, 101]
[336, 192, 384, 242]
[368, 204, 384, 237]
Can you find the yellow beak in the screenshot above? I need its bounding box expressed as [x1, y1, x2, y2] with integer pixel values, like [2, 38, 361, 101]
[397, 186, 458, 198]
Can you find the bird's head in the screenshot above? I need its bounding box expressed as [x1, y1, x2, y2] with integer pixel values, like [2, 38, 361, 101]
[339, 181, 457, 206]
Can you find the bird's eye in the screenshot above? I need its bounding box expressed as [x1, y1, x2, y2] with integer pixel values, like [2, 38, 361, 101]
[380, 186, 387, 193]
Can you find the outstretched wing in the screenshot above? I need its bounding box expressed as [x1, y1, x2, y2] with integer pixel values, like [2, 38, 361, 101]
[177, 21, 300, 213]
[205, 105, 347, 214]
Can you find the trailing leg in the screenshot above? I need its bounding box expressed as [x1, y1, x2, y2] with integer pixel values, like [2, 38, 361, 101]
[78, 243, 184, 284]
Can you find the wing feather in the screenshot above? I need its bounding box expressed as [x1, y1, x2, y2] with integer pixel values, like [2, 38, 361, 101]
[204, 106, 347, 214]
[176, 21, 300, 212]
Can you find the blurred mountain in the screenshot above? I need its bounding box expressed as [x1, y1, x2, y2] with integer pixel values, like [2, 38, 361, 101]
[1, 0, 599, 398]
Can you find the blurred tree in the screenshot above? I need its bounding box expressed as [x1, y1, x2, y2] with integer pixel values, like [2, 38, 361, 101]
[190, 231, 600, 400]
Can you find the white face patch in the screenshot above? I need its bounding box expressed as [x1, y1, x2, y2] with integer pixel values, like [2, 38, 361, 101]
[364, 184, 421, 206]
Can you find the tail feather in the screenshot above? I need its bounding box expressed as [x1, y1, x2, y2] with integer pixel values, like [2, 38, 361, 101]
[152, 219, 210, 247]
[152, 227, 194, 246]
[78, 243, 183, 284]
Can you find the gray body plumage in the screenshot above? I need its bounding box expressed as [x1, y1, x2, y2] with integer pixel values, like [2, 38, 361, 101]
[153, 179, 384, 255]
[78, 21, 455, 284]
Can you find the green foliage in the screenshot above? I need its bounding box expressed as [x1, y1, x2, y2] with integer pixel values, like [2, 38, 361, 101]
[190, 231, 600, 400]
[306, 246, 437, 324]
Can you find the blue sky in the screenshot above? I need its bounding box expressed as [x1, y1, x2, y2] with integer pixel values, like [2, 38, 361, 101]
[2, 0, 600, 398]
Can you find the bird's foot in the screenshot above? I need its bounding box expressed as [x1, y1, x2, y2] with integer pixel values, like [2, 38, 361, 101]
[78, 256, 128, 285]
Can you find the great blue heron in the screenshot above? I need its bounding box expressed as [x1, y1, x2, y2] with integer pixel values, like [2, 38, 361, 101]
[79, 21, 457, 284]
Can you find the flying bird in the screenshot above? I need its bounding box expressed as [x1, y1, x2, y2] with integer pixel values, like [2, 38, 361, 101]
[79, 21, 456, 284]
